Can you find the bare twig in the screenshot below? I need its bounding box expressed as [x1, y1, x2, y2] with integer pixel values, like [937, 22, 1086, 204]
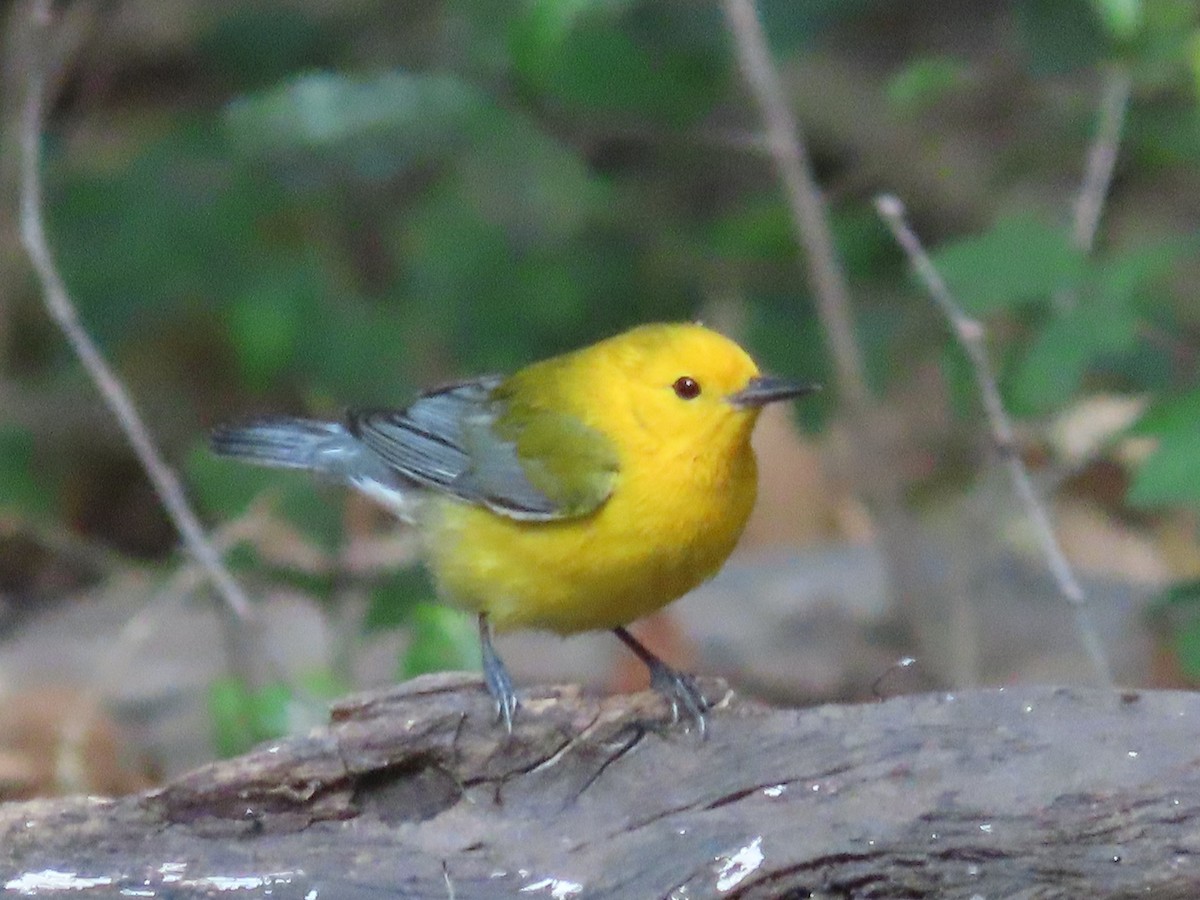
[720, 0, 869, 412]
[1054, 67, 1133, 314]
[720, 0, 938, 676]
[17, 4, 256, 628]
[875, 194, 1114, 688]
[1072, 67, 1131, 255]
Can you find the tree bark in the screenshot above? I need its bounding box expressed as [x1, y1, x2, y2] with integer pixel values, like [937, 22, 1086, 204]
[3, 674, 1199, 898]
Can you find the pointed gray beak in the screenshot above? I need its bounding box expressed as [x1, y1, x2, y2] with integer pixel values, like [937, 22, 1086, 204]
[728, 375, 821, 409]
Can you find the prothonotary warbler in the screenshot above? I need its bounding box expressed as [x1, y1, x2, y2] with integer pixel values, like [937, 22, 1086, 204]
[211, 322, 817, 733]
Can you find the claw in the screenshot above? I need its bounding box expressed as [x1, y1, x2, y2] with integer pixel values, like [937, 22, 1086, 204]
[613, 626, 709, 738]
[479, 614, 518, 732]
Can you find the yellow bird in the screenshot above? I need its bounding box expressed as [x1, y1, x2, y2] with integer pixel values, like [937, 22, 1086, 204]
[211, 323, 817, 732]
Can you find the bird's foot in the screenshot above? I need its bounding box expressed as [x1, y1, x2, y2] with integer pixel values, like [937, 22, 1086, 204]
[484, 652, 518, 733]
[647, 661, 709, 739]
[479, 613, 518, 733]
[612, 626, 709, 738]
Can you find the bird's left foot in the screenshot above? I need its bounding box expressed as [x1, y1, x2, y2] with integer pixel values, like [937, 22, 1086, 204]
[647, 662, 709, 738]
[613, 626, 709, 738]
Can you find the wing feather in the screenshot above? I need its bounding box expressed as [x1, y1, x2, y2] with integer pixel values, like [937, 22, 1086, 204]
[348, 377, 616, 521]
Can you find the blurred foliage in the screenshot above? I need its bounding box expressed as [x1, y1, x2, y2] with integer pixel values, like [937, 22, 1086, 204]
[7, 0, 1200, 755]
[208, 669, 346, 758]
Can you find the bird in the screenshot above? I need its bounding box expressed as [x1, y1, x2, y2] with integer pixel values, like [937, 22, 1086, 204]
[210, 322, 817, 734]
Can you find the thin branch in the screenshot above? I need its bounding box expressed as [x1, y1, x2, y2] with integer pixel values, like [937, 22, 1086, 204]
[17, 3, 255, 628]
[720, 0, 936, 674]
[1072, 67, 1132, 255]
[874, 194, 1114, 689]
[720, 0, 870, 413]
[1054, 66, 1133, 313]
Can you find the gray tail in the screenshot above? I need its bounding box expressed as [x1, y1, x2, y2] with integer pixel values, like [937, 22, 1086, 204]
[210, 417, 357, 474]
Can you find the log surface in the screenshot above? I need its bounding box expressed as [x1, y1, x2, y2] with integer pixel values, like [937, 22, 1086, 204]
[2, 674, 1199, 898]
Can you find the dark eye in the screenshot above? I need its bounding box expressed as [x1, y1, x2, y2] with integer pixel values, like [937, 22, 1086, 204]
[672, 376, 701, 400]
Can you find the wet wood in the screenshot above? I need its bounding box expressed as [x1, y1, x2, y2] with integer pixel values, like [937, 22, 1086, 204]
[3, 674, 1200, 898]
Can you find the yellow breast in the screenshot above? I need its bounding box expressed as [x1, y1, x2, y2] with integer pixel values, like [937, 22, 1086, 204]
[421, 425, 758, 635]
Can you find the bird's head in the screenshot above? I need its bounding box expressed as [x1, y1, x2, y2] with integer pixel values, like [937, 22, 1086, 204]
[589, 322, 818, 452]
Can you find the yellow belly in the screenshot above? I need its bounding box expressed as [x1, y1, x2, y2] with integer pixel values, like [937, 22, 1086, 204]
[419, 450, 758, 634]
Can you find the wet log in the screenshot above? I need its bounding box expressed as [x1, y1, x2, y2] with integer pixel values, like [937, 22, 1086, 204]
[2, 674, 1199, 898]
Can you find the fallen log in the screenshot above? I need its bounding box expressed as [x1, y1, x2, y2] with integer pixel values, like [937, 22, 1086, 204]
[2, 674, 1199, 898]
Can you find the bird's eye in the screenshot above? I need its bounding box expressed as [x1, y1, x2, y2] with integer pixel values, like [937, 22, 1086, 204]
[672, 376, 701, 400]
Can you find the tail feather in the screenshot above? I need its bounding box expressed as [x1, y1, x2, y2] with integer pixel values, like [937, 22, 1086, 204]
[209, 417, 358, 474]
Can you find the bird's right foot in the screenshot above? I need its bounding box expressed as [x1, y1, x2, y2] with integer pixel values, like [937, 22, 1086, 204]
[478, 613, 518, 732]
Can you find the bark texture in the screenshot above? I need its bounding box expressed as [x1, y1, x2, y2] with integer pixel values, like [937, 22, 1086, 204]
[3, 674, 1199, 898]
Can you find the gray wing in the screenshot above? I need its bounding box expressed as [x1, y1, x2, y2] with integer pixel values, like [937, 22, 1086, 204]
[348, 377, 570, 521]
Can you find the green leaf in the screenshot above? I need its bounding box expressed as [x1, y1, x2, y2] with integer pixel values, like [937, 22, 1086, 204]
[225, 70, 488, 184]
[1091, 0, 1143, 40]
[207, 676, 292, 758]
[708, 196, 792, 261]
[930, 216, 1085, 315]
[1172, 616, 1200, 680]
[227, 264, 322, 390]
[1151, 579, 1200, 611]
[363, 566, 435, 634]
[886, 56, 969, 113]
[399, 604, 479, 679]
[510, 0, 633, 81]
[1127, 426, 1200, 507]
[510, 0, 722, 124]
[1096, 238, 1191, 311]
[1129, 388, 1200, 437]
[1008, 289, 1140, 414]
[0, 428, 51, 516]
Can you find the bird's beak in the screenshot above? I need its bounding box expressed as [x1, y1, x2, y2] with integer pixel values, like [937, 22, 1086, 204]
[728, 375, 821, 409]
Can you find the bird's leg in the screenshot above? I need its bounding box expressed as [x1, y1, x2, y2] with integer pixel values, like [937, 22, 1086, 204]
[478, 613, 517, 732]
[612, 626, 708, 738]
